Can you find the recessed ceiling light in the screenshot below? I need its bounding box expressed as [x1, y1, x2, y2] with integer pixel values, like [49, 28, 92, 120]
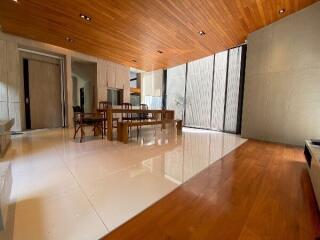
[65, 37, 73, 43]
[199, 30, 206, 36]
[80, 13, 91, 21]
[157, 50, 163, 54]
[279, 8, 286, 15]
[12, 0, 19, 3]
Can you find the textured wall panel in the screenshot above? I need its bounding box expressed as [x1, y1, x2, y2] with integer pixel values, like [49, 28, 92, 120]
[7, 42, 21, 103]
[211, 51, 228, 130]
[115, 64, 129, 90]
[96, 59, 107, 104]
[185, 55, 214, 128]
[106, 61, 116, 88]
[224, 47, 242, 132]
[166, 64, 186, 120]
[122, 68, 130, 103]
[242, 3, 320, 146]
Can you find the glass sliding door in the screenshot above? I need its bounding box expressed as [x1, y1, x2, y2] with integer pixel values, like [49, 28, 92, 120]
[166, 64, 186, 120]
[185, 55, 214, 129]
[211, 50, 228, 131]
[224, 47, 242, 133]
[165, 45, 246, 134]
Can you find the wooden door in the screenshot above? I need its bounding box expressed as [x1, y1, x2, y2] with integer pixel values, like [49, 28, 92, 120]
[28, 59, 62, 129]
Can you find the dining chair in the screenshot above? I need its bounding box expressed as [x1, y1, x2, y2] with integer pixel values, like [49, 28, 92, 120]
[99, 101, 111, 110]
[121, 102, 133, 121]
[73, 106, 104, 143]
[139, 104, 150, 121]
[121, 102, 141, 139]
[138, 103, 157, 137]
[99, 101, 118, 132]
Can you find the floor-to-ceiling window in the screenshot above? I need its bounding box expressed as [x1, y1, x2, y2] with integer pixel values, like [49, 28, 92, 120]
[211, 51, 228, 131]
[166, 64, 186, 121]
[224, 47, 243, 133]
[166, 45, 246, 134]
[185, 56, 214, 129]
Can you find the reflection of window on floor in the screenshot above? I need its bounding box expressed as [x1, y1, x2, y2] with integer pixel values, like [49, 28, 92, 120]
[144, 96, 162, 109]
[107, 88, 123, 105]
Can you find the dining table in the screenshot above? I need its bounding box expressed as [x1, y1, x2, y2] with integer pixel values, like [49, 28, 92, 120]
[97, 108, 175, 141]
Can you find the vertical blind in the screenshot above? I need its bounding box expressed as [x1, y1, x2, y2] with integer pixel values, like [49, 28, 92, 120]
[166, 45, 245, 133]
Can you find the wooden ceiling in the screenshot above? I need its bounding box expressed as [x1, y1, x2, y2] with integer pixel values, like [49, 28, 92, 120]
[0, 0, 317, 71]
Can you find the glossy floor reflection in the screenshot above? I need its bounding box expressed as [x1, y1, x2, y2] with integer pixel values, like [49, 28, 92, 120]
[2, 127, 246, 240]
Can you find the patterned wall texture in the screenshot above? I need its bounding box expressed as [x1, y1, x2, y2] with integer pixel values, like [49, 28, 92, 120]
[185, 56, 214, 128]
[211, 51, 228, 130]
[242, 3, 320, 146]
[224, 47, 242, 132]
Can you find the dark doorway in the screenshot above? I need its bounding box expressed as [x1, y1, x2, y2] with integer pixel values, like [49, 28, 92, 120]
[80, 88, 85, 112]
[23, 58, 31, 129]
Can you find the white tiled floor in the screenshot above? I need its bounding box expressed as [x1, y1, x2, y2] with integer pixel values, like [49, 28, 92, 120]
[1, 126, 246, 240]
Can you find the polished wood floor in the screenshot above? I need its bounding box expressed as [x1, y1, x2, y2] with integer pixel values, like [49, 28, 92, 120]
[101, 140, 320, 240]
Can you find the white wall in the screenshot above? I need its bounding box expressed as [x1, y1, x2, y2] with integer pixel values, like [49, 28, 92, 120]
[241, 2, 320, 146]
[0, 31, 130, 130]
[141, 69, 163, 103]
[0, 40, 21, 131]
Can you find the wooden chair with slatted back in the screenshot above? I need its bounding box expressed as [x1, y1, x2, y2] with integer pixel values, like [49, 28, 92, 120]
[73, 106, 104, 143]
[99, 101, 111, 110]
[99, 101, 118, 133]
[121, 102, 133, 121]
[139, 103, 156, 136]
[121, 102, 140, 139]
[139, 104, 149, 121]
